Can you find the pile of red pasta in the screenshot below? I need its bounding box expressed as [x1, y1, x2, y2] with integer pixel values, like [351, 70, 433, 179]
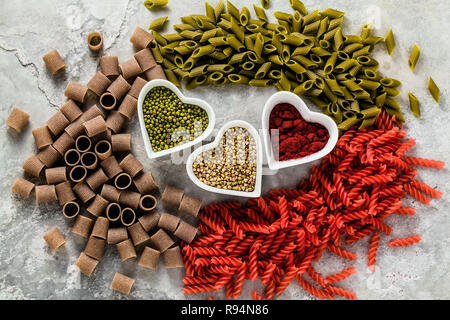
[180, 110, 444, 300]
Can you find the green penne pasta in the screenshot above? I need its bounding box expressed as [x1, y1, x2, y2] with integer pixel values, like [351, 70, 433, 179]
[253, 33, 265, 58]
[317, 17, 329, 38]
[268, 69, 282, 80]
[161, 42, 179, 55]
[352, 91, 372, 101]
[240, 7, 250, 26]
[179, 40, 199, 49]
[174, 46, 193, 55]
[208, 51, 226, 60]
[182, 56, 198, 71]
[269, 55, 284, 65]
[356, 79, 380, 91]
[292, 55, 317, 69]
[208, 36, 228, 46]
[290, 0, 307, 15]
[247, 51, 265, 64]
[206, 64, 234, 74]
[359, 117, 377, 129]
[385, 107, 405, 122]
[334, 59, 357, 73]
[263, 43, 277, 55]
[208, 71, 224, 83]
[220, 13, 232, 21]
[314, 77, 325, 89]
[173, 24, 196, 33]
[189, 65, 209, 77]
[343, 43, 364, 54]
[408, 44, 421, 71]
[311, 47, 331, 57]
[336, 73, 354, 82]
[352, 45, 371, 58]
[226, 35, 246, 52]
[180, 16, 197, 27]
[344, 35, 363, 44]
[292, 45, 313, 56]
[165, 69, 181, 88]
[279, 70, 291, 91]
[333, 27, 344, 51]
[302, 9, 320, 25]
[149, 41, 164, 63]
[165, 33, 184, 43]
[303, 20, 321, 35]
[292, 11, 302, 33]
[228, 52, 248, 65]
[227, 1, 241, 20]
[149, 16, 169, 31]
[362, 36, 384, 46]
[408, 92, 421, 117]
[338, 116, 360, 131]
[152, 31, 168, 46]
[261, 0, 270, 10]
[205, 2, 216, 22]
[330, 103, 343, 123]
[200, 29, 218, 43]
[285, 60, 307, 74]
[323, 27, 338, 42]
[173, 55, 185, 68]
[194, 16, 216, 30]
[310, 54, 323, 66]
[244, 35, 254, 51]
[325, 78, 344, 96]
[341, 79, 365, 92]
[248, 19, 266, 27]
[173, 68, 190, 80]
[192, 44, 215, 58]
[380, 78, 402, 88]
[324, 52, 338, 74]
[383, 87, 401, 97]
[214, 0, 225, 19]
[242, 61, 255, 71]
[217, 18, 232, 30]
[214, 76, 229, 86]
[321, 8, 345, 19]
[328, 17, 344, 31]
[249, 79, 274, 87]
[162, 58, 177, 70]
[356, 56, 378, 67]
[239, 70, 256, 78]
[274, 11, 292, 22]
[308, 96, 329, 109]
[384, 97, 400, 111]
[228, 74, 250, 84]
[281, 45, 291, 63]
[180, 30, 203, 41]
[254, 62, 272, 79]
[360, 23, 372, 39]
[375, 92, 387, 107]
[253, 4, 268, 22]
[428, 77, 440, 103]
[360, 106, 381, 119]
[322, 82, 338, 103]
[144, 0, 168, 11]
[231, 18, 245, 43]
[223, 46, 234, 57]
[362, 69, 381, 81]
[186, 75, 207, 90]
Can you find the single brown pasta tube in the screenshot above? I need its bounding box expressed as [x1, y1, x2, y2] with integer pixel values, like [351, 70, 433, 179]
[107, 75, 131, 100]
[138, 246, 160, 269]
[110, 272, 134, 295]
[178, 195, 202, 217]
[106, 202, 122, 222]
[62, 201, 80, 219]
[119, 57, 142, 80]
[23, 155, 45, 178]
[73, 181, 96, 203]
[127, 222, 151, 246]
[119, 191, 141, 211]
[55, 181, 76, 205]
[86, 168, 109, 191]
[32, 126, 53, 150]
[99, 92, 117, 110]
[47, 111, 70, 136]
[80, 152, 98, 170]
[116, 239, 137, 261]
[72, 215, 94, 238]
[118, 95, 138, 120]
[107, 227, 128, 245]
[53, 132, 75, 156]
[144, 65, 167, 81]
[87, 195, 109, 217]
[35, 185, 57, 203]
[106, 111, 126, 134]
[87, 71, 111, 96]
[119, 154, 144, 178]
[85, 236, 106, 260]
[111, 134, 131, 152]
[121, 207, 136, 227]
[150, 229, 174, 253]
[100, 56, 120, 77]
[64, 81, 88, 103]
[64, 149, 81, 166]
[158, 213, 181, 232]
[94, 140, 112, 161]
[134, 48, 157, 72]
[161, 185, 184, 207]
[139, 195, 158, 212]
[81, 104, 105, 121]
[130, 27, 155, 49]
[42, 49, 66, 75]
[138, 211, 160, 232]
[37, 145, 60, 168]
[11, 177, 35, 198]
[64, 117, 85, 139]
[45, 167, 67, 184]
[60, 100, 82, 122]
[114, 172, 132, 190]
[75, 252, 99, 277]
[133, 171, 158, 194]
[6, 107, 29, 133]
[101, 184, 121, 202]
[91, 128, 112, 144]
[43, 227, 66, 251]
[100, 156, 123, 179]
[128, 77, 147, 99]
[91, 216, 109, 240]
[83, 115, 107, 137]
[75, 135, 92, 152]
[174, 220, 198, 243]
[70, 165, 88, 183]
[163, 246, 184, 268]
[87, 32, 103, 52]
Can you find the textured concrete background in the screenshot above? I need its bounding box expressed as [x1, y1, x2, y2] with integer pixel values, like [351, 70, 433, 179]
[0, 0, 449, 300]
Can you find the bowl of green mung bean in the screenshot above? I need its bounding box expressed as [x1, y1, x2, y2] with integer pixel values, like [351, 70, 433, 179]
[138, 79, 215, 159]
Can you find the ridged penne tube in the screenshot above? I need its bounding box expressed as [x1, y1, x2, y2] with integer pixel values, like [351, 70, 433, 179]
[139, 212, 161, 232]
[37, 145, 60, 168]
[80, 152, 97, 171]
[253, 4, 268, 22]
[149, 16, 168, 31]
[343, 42, 364, 54]
[107, 75, 131, 100]
[119, 57, 142, 80]
[138, 247, 160, 269]
[303, 20, 321, 35]
[83, 115, 107, 137]
[127, 222, 151, 247]
[334, 59, 357, 73]
[285, 60, 307, 74]
[47, 111, 70, 136]
[62, 201, 80, 219]
[11, 177, 34, 198]
[325, 78, 344, 96]
[43, 227, 66, 251]
[150, 229, 174, 253]
[385, 29, 395, 55]
[87, 71, 111, 97]
[86, 168, 109, 191]
[106, 202, 122, 222]
[100, 56, 120, 78]
[359, 117, 376, 130]
[75, 135, 92, 153]
[163, 246, 185, 268]
[249, 79, 274, 87]
[60, 100, 82, 122]
[428, 77, 440, 103]
[130, 26, 154, 49]
[139, 195, 158, 212]
[32, 126, 53, 150]
[99, 92, 117, 111]
[352, 45, 371, 58]
[149, 41, 164, 64]
[355, 79, 380, 90]
[279, 71, 291, 91]
[85, 236, 106, 261]
[64, 81, 88, 104]
[92, 216, 109, 240]
[174, 221, 198, 243]
[106, 111, 126, 134]
[128, 77, 147, 99]
[145, 65, 167, 81]
[302, 9, 320, 25]
[114, 172, 132, 191]
[118, 94, 138, 120]
[375, 92, 387, 107]
[55, 181, 76, 205]
[240, 6, 250, 25]
[255, 62, 271, 79]
[119, 154, 144, 178]
[408, 92, 421, 117]
[293, 80, 314, 95]
[226, 35, 245, 52]
[45, 167, 67, 184]
[361, 106, 381, 119]
[119, 191, 141, 211]
[42, 49, 66, 75]
[35, 185, 57, 203]
[87, 195, 109, 218]
[107, 227, 127, 245]
[75, 252, 98, 277]
[120, 207, 136, 227]
[337, 116, 360, 131]
[179, 195, 202, 217]
[52, 132, 75, 156]
[73, 181, 95, 204]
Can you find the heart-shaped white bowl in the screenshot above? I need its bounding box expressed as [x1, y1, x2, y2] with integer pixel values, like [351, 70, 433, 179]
[261, 91, 338, 170]
[186, 120, 263, 198]
[138, 79, 216, 159]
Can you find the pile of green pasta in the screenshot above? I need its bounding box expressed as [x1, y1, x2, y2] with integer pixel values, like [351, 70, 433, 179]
[148, 0, 405, 132]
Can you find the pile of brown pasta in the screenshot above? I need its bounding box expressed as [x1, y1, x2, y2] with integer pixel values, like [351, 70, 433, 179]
[11, 27, 202, 295]
[150, 0, 404, 132]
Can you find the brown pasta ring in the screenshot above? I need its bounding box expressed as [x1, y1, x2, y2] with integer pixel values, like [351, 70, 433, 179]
[118, 94, 138, 120]
[64, 81, 88, 104]
[87, 32, 103, 52]
[64, 118, 85, 139]
[158, 213, 180, 233]
[110, 272, 135, 294]
[120, 207, 136, 227]
[47, 111, 70, 137]
[53, 132, 75, 156]
[133, 171, 158, 194]
[111, 134, 131, 152]
[32, 126, 53, 150]
[100, 56, 120, 78]
[75, 135, 92, 153]
[80, 152, 98, 170]
[71, 215, 94, 238]
[22, 155, 45, 178]
[107, 75, 131, 101]
[138, 211, 160, 232]
[42, 49, 66, 75]
[173, 220, 198, 244]
[86, 168, 109, 191]
[43, 227, 66, 251]
[37, 145, 60, 168]
[11, 177, 35, 198]
[101, 184, 121, 203]
[55, 181, 76, 205]
[139, 195, 157, 212]
[149, 229, 174, 253]
[99, 92, 117, 110]
[73, 181, 96, 204]
[119, 154, 144, 178]
[94, 140, 112, 161]
[130, 27, 154, 49]
[69, 165, 87, 183]
[119, 57, 142, 80]
[127, 222, 150, 247]
[75, 252, 98, 277]
[62, 201, 80, 219]
[83, 115, 108, 137]
[35, 185, 58, 203]
[81, 104, 105, 122]
[60, 100, 82, 122]
[87, 71, 111, 96]
[107, 227, 128, 245]
[178, 195, 202, 217]
[64, 149, 81, 166]
[106, 111, 126, 134]
[87, 195, 109, 217]
[144, 65, 167, 81]
[138, 247, 160, 269]
[106, 203, 122, 222]
[119, 191, 141, 211]
[91, 128, 112, 145]
[85, 236, 106, 261]
[128, 77, 147, 99]
[116, 240, 137, 262]
[91, 216, 109, 240]
[45, 167, 67, 185]
[134, 48, 157, 72]
[100, 156, 123, 179]
[6, 107, 30, 133]
[161, 185, 184, 207]
[114, 173, 132, 190]
[163, 246, 184, 268]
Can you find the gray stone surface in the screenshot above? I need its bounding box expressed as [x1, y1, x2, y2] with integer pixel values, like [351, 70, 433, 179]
[0, 0, 449, 300]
